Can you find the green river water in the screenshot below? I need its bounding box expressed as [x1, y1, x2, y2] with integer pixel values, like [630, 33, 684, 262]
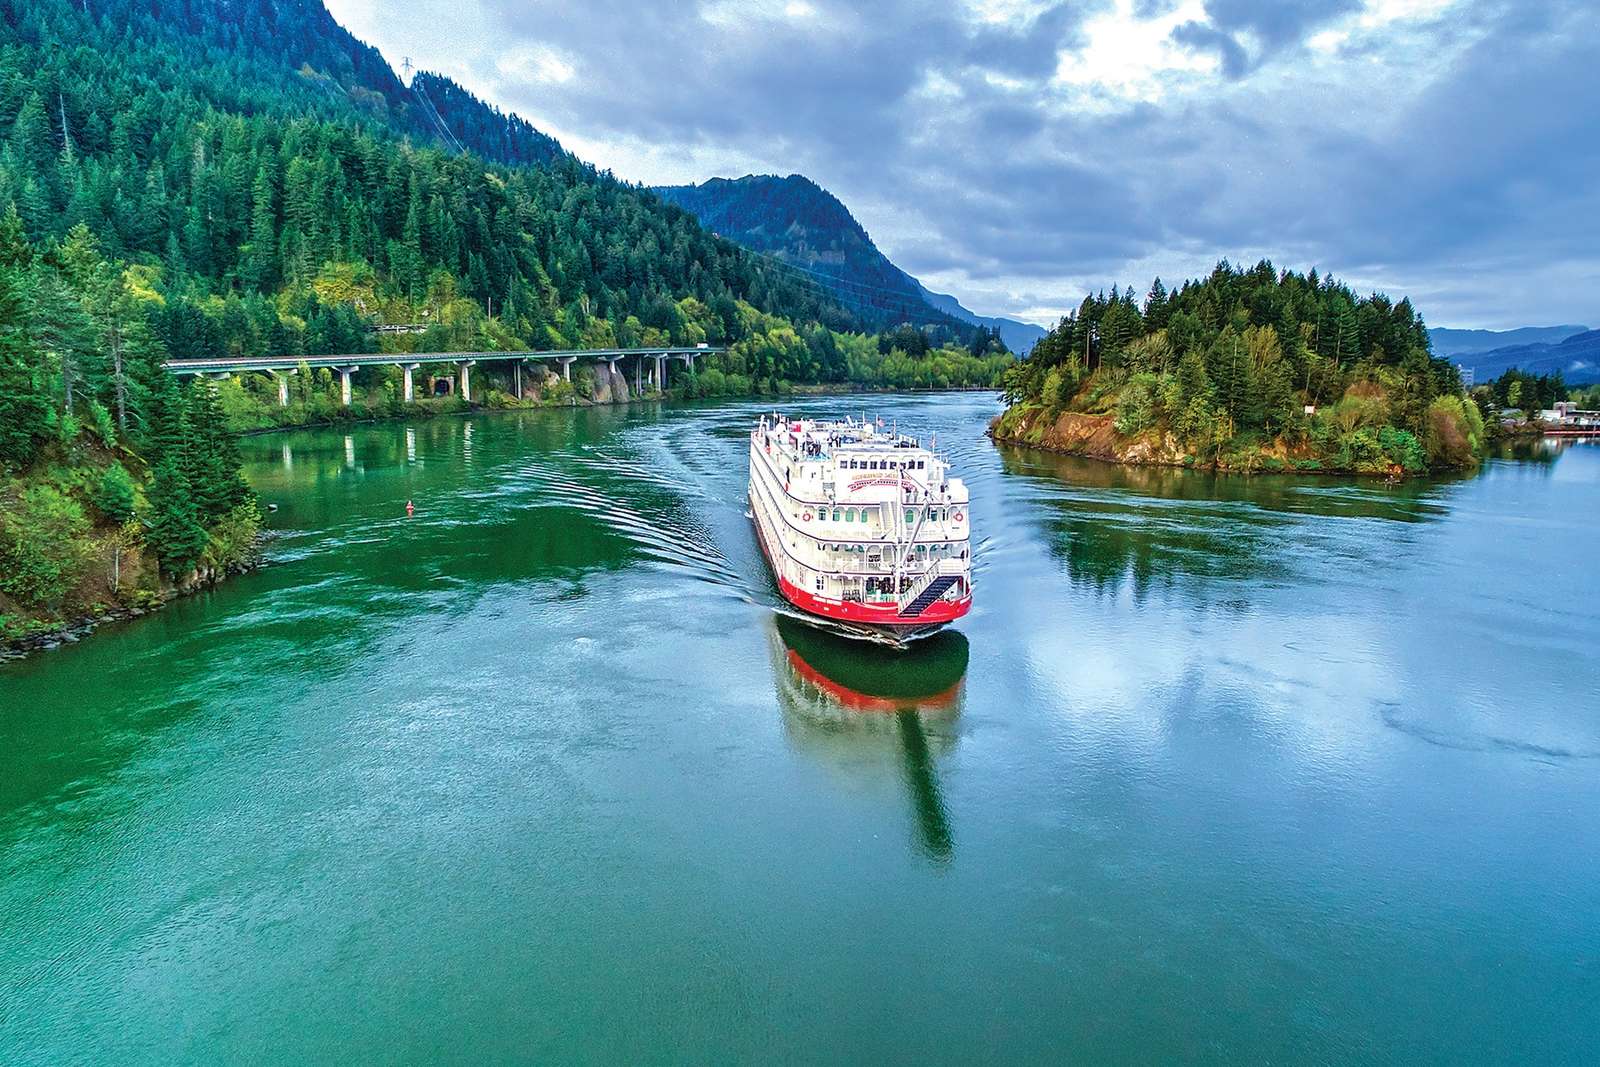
[2, 393, 1597, 1064]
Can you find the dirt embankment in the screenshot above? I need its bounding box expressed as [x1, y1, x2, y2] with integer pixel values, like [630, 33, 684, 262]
[988, 406, 1189, 467]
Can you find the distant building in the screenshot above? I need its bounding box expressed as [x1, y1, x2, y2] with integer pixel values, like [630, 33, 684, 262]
[1539, 402, 1600, 432]
[1457, 364, 1475, 389]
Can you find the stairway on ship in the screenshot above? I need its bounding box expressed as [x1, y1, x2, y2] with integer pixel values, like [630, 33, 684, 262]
[899, 575, 960, 617]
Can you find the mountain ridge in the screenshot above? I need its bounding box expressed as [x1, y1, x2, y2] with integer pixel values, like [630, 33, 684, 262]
[1428, 324, 1589, 359]
[1450, 330, 1600, 385]
[654, 174, 1044, 352]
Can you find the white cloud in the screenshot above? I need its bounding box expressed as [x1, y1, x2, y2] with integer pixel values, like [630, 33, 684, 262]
[494, 44, 576, 85]
[1053, 0, 1217, 101]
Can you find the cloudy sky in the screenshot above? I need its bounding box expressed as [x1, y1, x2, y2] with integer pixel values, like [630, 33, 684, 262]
[324, 0, 1597, 330]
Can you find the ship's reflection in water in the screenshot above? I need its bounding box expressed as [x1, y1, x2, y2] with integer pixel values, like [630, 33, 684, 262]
[770, 615, 968, 862]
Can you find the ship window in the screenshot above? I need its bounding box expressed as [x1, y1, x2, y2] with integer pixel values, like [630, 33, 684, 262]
[846, 508, 857, 522]
[832, 508, 841, 521]
[905, 509, 916, 524]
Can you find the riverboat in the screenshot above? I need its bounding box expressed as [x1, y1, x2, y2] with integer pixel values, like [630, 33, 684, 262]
[748, 414, 972, 641]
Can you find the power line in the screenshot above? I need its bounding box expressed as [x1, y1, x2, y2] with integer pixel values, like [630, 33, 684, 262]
[757, 263, 933, 321]
[759, 255, 921, 302]
[736, 248, 974, 328]
[405, 66, 467, 155]
[748, 253, 959, 325]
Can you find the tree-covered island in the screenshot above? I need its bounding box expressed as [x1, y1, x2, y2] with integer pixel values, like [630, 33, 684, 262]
[993, 260, 1486, 476]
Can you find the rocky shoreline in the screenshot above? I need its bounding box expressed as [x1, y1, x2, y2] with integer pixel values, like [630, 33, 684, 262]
[0, 546, 267, 666]
[988, 406, 1422, 478]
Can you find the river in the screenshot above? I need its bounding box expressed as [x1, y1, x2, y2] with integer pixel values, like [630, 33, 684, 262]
[2, 393, 1596, 1063]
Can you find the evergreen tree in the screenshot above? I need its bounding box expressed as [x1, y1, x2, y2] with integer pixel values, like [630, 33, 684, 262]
[1143, 277, 1169, 332]
[0, 265, 51, 465]
[243, 164, 278, 291]
[144, 453, 208, 576]
[185, 380, 250, 521]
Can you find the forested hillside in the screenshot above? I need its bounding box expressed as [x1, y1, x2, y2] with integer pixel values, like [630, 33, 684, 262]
[995, 260, 1485, 475]
[0, 0, 1015, 365]
[0, 0, 1012, 644]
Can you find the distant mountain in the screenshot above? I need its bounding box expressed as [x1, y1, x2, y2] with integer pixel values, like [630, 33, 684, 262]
[1428, 325, 1589, 359]
[1453, 330, 1600, 385]
[653, 174, 1044, 351]
[915, 284, 1046, 355]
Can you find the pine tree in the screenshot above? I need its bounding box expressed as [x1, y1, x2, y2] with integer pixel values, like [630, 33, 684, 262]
[1208, 327, 1259, 436]
[145, 453, 208, 577]
[27, 267, 96, 419]
[1334, 297, 1360, 366]
[184, 380, 249, 522]
[243, 164, 278, 291]
[0, 264, 51, 465]
[9, 93, 54, 182]
[402, 179, 426, 299]
[1143, 277, 1169, 332]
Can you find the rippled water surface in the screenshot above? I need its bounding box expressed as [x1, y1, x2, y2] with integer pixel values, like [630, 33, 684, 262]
[3, 394, 1597, 1063]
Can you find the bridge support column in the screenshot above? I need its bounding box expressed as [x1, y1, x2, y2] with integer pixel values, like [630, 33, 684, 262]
[656, 355, 666, 390]
[459, 360, 475, 403]
[599, 356, 625, 400]
[274, 369, 296, 407]
[557, 356, 576, 381]
[514, 360, 523, 399]
[402, 363, 420, 403]
[339, 366, 358, 407]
